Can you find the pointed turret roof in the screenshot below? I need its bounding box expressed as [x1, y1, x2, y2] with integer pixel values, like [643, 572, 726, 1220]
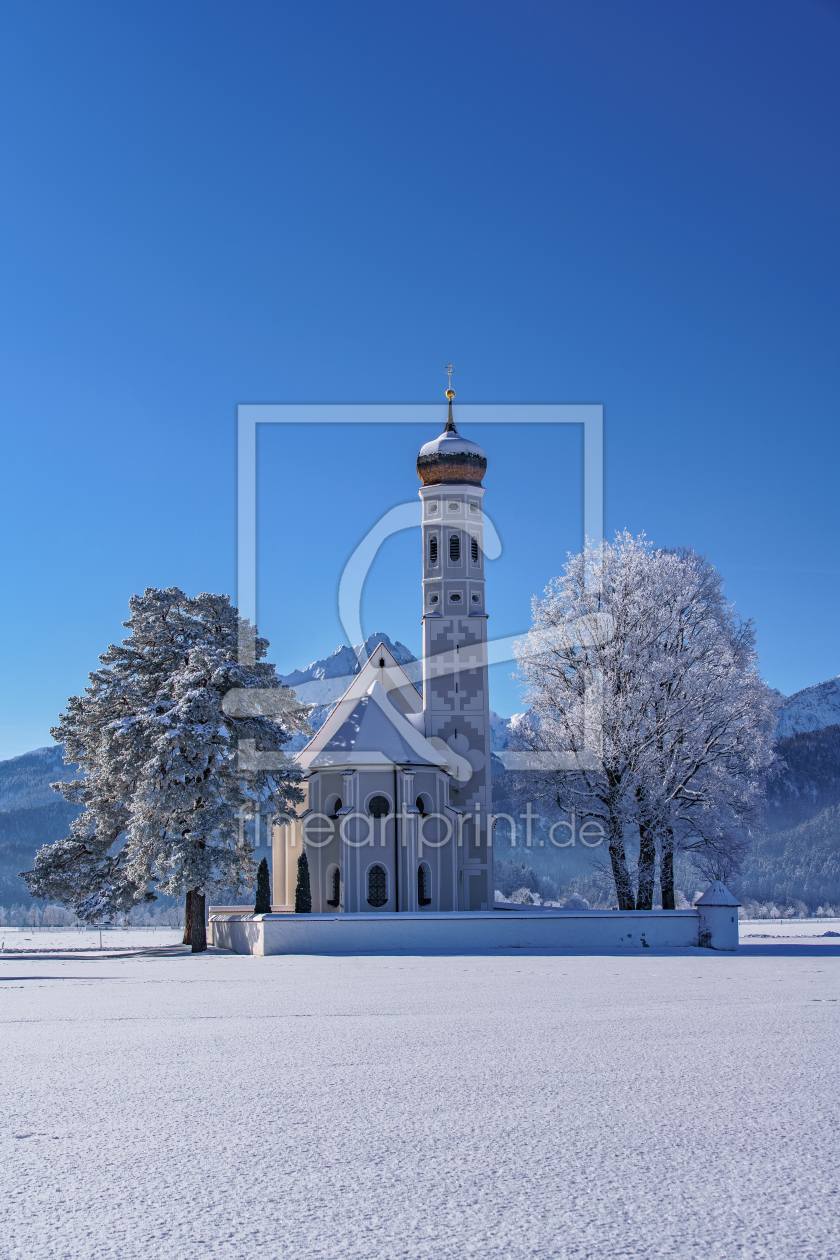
[694, 881, 741, 907]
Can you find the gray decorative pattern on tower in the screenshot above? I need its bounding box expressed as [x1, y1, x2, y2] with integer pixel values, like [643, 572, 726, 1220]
[419, 390, 493, 911]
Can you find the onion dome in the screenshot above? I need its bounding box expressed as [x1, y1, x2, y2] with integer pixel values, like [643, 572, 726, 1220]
[416, 392, 487, 486]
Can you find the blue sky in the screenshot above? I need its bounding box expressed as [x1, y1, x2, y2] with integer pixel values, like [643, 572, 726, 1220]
[1, 0, 839, 759]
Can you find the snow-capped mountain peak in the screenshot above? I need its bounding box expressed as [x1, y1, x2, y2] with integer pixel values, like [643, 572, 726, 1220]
[777, 677, 840, 738]
[279, 632, 416, 688]
[280, 635, 520, 752]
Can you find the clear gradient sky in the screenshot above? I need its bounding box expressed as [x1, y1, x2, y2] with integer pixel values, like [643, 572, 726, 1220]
[1, 0, 839, 759]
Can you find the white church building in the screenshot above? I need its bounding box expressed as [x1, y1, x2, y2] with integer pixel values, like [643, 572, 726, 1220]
[272, 392, 495, 914]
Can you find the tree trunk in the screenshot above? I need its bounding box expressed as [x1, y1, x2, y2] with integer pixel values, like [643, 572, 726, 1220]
[660, 830, 675, 909]
[182, 890, 193, 945]
[607, 822, 635, 910]
[636, 820, 656, 910]
[191, 891, 207, 953]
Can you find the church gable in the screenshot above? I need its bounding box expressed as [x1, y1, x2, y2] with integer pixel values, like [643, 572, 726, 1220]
[297, 650, 446, 771]
[315, 692, 421, 765]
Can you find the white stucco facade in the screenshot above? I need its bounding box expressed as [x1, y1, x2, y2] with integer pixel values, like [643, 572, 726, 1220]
[272, 399, 494, 913]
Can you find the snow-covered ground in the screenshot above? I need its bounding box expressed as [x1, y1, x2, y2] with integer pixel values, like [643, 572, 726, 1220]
[739, 918, 840, 941]
[1, 926, 184, 952]
[3, 945, 839, 1259]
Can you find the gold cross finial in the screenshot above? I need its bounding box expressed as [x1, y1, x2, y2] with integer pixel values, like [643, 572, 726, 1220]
[445, 362, 455, 400]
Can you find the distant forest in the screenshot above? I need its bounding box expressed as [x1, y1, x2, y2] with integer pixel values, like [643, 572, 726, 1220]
[492, 724, 840, 913]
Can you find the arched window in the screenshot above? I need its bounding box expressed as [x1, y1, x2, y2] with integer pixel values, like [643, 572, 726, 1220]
[416, 792, 434, 816]
[449, 533, 460, 563]
[418, 863, 432, 906]
[326, 867, 341, 908]
[324, 795, 342, 819]
[470, 536, 479, 564]
[368, 795, 390, 818]
[429, 535, 438, 565]
[367, 864, 388, 908]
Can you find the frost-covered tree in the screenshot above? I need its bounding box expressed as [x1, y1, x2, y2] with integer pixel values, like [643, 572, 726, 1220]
[514, 535, 776, 909]
[627, 546, 776, 907]
[254, 857, 271, 914]
[514, 534, 666, 907]
[21, 588, 310, 951]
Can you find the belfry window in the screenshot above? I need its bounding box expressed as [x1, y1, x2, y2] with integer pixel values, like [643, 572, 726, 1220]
[429, 535, 438, 565]
[367, 864, 388, 908]
[418, 864, 431, 907]
[449, 533, 460, 563]
[368, 795, 390, 818]
[470, 536, 479, 564]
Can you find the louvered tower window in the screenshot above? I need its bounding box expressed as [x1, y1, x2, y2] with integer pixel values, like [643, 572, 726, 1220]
[429, 535, 438, 565]
[470, 536, 479, 564]
[418, 864, 431, 906]
[449, 533, 460, 563]
[367, 864, 388, 908]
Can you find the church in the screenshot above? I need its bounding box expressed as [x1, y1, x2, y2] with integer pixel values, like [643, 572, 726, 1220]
[272, 388, 495, 913]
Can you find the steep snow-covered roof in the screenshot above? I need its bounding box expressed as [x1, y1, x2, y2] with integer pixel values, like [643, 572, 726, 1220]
[312, 685, 438, 767]
[694, 881, 741, 907]
[296, 645, 449, 773]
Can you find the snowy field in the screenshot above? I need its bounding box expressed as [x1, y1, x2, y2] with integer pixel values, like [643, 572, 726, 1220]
[1, 927, 184, 953]
[3, 943, 840, 1259]
[740, 918, 840, 942]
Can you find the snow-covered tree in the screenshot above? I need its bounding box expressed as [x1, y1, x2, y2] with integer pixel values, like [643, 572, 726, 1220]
[514, 535, 777, 909]
[21, 588, 310, 951]
[627, 546, 776, 907]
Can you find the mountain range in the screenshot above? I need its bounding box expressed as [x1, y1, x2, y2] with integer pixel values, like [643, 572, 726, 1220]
[2, 640, 838, 909]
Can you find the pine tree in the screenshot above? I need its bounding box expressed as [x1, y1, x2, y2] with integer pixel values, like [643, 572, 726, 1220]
[294, 850, 311, 913]
[21, 588, 311, 951]
[254, 857, 271, 914]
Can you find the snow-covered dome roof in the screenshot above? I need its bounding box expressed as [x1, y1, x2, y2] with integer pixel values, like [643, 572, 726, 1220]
[417, 399, 486, 486]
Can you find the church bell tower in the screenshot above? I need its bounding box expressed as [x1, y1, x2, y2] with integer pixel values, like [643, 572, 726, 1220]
[416, 369, 493, 911]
